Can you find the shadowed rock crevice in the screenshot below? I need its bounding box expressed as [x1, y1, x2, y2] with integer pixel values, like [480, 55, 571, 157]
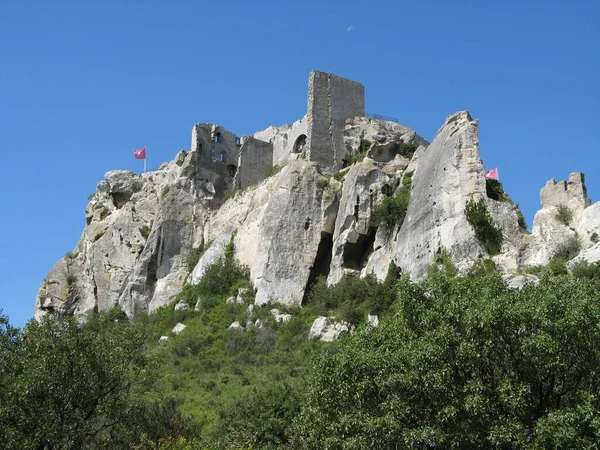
[302, 232, 333, 305]
[342, 230, 376, 272]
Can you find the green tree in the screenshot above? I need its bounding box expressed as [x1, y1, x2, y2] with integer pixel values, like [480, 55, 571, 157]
[297, 271, 600, 449]
[0, 314, 150, 449]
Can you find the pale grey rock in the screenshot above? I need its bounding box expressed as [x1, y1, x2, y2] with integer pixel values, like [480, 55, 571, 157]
[395, 111, 521, 279]
[254, 319, 263, 328]
[236, 288, 251, 303]
[270, 309, 291, 323]
[194, 300, 201, 312]
[190, 231, 233, 284]
[225, 296, 236, 305]
[540, 172, 591, 213]
[229, 321, 243, 330]
[328, 158, 407, 285]
[159, 335, 169, 343]
[171, 323, 186, 335]
[308, 316, 355, 342]
[367, 314, 379, 327]
[502, 274, 540, 290]
[174, 301, 189, 311]
[521, 173, 594, 267]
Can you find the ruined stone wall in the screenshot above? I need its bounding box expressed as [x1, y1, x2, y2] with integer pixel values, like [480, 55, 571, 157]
[235, 137, 273, 189]
[540, 172, 591, 213]
[306, 71, 365, 172]
[254, 116, 309, 166]
[191, 123, 240, 195]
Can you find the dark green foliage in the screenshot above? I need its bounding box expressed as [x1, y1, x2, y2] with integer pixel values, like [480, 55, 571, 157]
[64, 251, 79, 259]
[316, 177, 329, 188]
[195, 239, 249, 298]
[333, 169, 349, 181]
[298, 271, 600, 449]
[139, 225, 151, 239]
[66, 273, 77, 286]
[571, 260, 600, 290]
[359, 139, 371, 153]
[0, 314, 155, 449]
[556, 204, 573, 225]
[307, 264, 401, 322]
[93, 231, 105, 242]
[428, 247, 458, 278]
[371, 172, 412, 231]
[485, 178, 510, 202]
[591, 232, 599, 244]
[465, 197, 504, 255]
[394, 141, 419, 159]
[352, 139, 372, 164]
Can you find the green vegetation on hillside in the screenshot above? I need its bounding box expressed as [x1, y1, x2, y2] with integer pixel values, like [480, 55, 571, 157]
[3, 251, 600, 448]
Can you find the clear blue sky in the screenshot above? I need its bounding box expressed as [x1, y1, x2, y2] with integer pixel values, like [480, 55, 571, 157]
[1, 0, 598, 327]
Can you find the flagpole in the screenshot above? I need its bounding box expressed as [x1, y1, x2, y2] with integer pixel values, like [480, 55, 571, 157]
[144, 155, 146, 173]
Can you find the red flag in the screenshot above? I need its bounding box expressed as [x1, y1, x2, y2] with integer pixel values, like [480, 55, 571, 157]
[485, 168, 498, 180]
[133, 147, 146, 160]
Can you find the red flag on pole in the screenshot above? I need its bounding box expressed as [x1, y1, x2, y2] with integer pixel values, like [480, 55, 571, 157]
[485, 168, 498, 180]
[133, 147, 146, 159]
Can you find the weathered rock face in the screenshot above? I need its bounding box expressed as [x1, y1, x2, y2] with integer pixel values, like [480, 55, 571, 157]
[394, 112, 522, 279]
[36, 150, 212, 320]
[36, 105, 600, 323]
[194, 160, 340, 307]
[522, 172, 597, 267]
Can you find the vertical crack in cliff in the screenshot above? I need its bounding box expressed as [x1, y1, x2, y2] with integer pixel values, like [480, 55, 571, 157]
[302, 232, 333, 305]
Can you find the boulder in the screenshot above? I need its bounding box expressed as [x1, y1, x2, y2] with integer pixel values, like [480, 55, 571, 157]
[308, 316, 355, 342]
[367, 314, 379, 327]
[174, 301, 189, 311]
[229, 321, 243, 330]
[502, 274, 540, 290]
[158, 335, 169, 343]
[171, 323, 186, 335]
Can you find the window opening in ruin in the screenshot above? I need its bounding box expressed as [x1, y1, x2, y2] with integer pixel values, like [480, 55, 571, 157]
[220, 153, 225, 162]
[213, 132, 222, 144]
[235, 137, 241, 146]
[227, 164, 237, 178]
[293, 134, 307, 153]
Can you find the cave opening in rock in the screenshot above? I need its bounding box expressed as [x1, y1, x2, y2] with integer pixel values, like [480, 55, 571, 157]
[110, 192, 131, 209]
[293, 134, 307, 153]
[342, 230, 376, 272]
[302, 232, 333, 305]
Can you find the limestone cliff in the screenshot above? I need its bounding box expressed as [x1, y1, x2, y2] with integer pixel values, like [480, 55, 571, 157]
[35, 71, 600, 322]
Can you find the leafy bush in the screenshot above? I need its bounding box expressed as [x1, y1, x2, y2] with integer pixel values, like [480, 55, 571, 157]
[65, 251, 79, 259]
[485, 178, 509, 202]
[66, 273, 77, 287]
[333, 169, 349, 181]
[464, 197, 503, 255]
[316, 178, 329, 189]
[394, 141, 419, 159]
[352, 139, 372, 164]
[298, 271, 600, 449]
[556, 204, 573, 225]
[571, 260, 600, 289]
[139, 225, 151, 239]
[591, 232, 599, 244]
[371, 172, 412, 231]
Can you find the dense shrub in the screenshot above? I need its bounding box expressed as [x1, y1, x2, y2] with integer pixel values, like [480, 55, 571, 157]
[556, 204, 573, 225]
[465, 197, 503, 255]
[371, 172, 412, 231]
[298, 271, 600, 449]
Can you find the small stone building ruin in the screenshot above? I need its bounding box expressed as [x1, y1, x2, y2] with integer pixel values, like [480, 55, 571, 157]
[191, 70, 365, 192]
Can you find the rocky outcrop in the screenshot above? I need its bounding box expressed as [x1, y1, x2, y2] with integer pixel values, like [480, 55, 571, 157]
[308, 316, 355, 342]
[395, 111, 523, 279]
[36, 104, 600, 323]
[36, 150, 212, 320]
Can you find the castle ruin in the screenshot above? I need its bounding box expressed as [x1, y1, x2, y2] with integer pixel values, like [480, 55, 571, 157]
[191, 70, 365, 192]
